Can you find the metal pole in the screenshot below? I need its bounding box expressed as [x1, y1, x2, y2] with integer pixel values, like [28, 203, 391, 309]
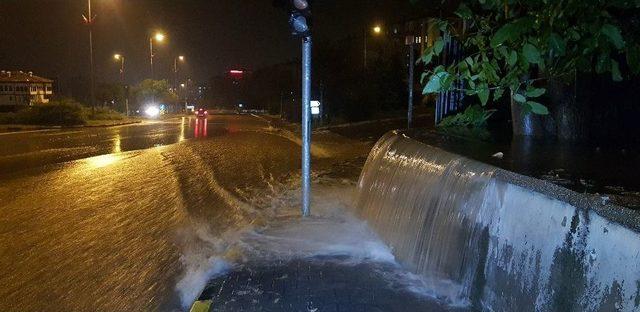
[301, 35, 312, 217]
[363, 29, 367, 70]
[87, 0, 95, 112]
[121, 57, 129, 116]
[280, 91, 284, 119]
[120, 57, 125, 84]
[174, 57, 178, 91]
[408, 43, 415, 129]
[149, 38, 154, 79]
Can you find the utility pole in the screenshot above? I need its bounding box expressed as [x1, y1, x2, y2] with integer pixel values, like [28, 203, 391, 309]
[149, 38, 155, 79]
[82, 0, 96, 112]
[174, 55, 184, 91]
[407, 39, 415, 129]
[363, 28, 367, 70]
[149, 33, 165, 80]
[114, 54, 128, 116]
[364, 25, 383, 71]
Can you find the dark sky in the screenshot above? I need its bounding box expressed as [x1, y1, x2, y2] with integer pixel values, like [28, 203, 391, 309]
[0, 0, 417, 85]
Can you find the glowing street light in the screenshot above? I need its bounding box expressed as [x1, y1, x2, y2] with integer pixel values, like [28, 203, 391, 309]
[149, 32, 166, 79]
[113, 53, 129, 116]
[364, 24, 383, 70]
[113, 54, 125, 79]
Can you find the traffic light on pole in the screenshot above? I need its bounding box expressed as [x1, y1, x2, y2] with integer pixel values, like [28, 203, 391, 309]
[273, 0, 312, 37]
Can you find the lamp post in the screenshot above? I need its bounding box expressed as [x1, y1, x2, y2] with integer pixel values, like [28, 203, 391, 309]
[114, 54, 125, 83]
[114, 54, 129, 116]
[174, 55, 185, 91]
[364, 25, 383, 70]
[82, 0, 96, 112]
[149, 32, 165, 79]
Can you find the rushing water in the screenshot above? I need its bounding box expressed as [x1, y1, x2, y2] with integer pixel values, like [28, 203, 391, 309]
[0, 118, 456, 312]
[355, 132, 640, 311]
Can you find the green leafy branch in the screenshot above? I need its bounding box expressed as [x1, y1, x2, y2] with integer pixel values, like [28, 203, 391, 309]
[418, 0, 640, 116]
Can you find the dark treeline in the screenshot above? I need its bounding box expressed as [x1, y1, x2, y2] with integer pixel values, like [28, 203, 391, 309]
[200, 31, 411, 123]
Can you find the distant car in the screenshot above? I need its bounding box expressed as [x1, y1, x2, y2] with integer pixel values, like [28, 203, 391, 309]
[195, 108, 208, 118]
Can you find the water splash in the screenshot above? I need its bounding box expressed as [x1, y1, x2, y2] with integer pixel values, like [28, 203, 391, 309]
[355, 132, 640, 311]
[355, 132, 495, 304]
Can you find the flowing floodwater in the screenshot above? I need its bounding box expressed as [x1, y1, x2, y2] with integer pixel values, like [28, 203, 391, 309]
[355, 132, 496, 305]
[0, 117, 457, 312]
[355, 132, 640, 311]
[0, 118, 308, 311]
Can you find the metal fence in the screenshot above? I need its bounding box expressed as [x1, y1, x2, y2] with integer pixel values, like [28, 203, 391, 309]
[434, 33, 466, 124]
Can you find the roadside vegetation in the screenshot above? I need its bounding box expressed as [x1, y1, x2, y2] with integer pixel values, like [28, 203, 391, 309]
[0, 98, 130, 127]
[417, 0, 640, 139]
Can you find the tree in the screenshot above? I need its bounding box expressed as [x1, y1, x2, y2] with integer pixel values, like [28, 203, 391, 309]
[131, 79, 177, 110]
[96, 83, 125, 110]
[418, 0, 640, 138]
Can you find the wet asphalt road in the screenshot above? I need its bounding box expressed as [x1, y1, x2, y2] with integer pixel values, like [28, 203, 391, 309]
[0, 114, 304, 311]
[0, 116, 235, 175]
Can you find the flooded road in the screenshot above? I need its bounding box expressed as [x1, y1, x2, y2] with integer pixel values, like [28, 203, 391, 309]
[0, 114, 462, 311]
[0, 115, 303, 311]
[0, 116, 240, 175]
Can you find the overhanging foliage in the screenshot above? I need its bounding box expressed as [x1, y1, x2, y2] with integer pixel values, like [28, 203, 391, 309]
[419, 0, 640, 115]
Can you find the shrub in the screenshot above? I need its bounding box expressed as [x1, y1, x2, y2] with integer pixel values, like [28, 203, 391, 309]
[86, 106, 124, 121]
[17, 99, 87, 126]
[0, 112, 17, 124]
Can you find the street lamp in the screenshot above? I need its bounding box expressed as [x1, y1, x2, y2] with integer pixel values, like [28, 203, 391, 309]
[174, 55, 185, 91]
[364, 24, 383, 70]
[114, 54, 125, 83]
[82, 0, 96, 111]
[149, 32, 165, 79]
[113, 54, 129, 116]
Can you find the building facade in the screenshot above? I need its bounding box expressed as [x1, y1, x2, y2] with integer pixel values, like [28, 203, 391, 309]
[0, 71, 53, 111]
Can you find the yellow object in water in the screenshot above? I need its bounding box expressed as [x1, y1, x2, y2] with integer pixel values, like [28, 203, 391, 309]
[189, 300, 213, 312]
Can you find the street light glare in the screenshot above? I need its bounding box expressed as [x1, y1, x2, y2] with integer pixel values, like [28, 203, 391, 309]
[179, 55, 185, 61]
[154, 33, 165, 42]
[293, 0, 308, 10]
[114, 54, 121, 60]
[373, 26, 382, 34]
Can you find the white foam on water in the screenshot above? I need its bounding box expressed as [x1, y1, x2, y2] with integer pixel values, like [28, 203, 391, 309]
[176, 255, 230, 309]
[231, 183, 394, 263]
[173, 178, 401, 310]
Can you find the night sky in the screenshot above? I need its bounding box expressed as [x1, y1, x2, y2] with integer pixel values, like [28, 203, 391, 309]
[0, 0, 418, 86]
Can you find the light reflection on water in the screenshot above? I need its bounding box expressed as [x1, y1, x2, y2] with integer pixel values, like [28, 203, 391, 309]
[194, 118, 208, 138]
[85, 154, 124, 169]
[179, 117, 186, 142]
[113, 134, 122, 153]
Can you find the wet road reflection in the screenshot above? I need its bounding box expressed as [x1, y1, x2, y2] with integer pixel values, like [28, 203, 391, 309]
[0, 115, 245, 175]
[0, 114, 295, 311]
[194, 118, 208, 138]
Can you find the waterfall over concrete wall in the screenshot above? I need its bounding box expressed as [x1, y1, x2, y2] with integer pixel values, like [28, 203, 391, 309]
[355, 132, 640, 311]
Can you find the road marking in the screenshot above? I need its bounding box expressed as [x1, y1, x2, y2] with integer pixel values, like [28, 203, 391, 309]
[0, 129, 58, 136]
